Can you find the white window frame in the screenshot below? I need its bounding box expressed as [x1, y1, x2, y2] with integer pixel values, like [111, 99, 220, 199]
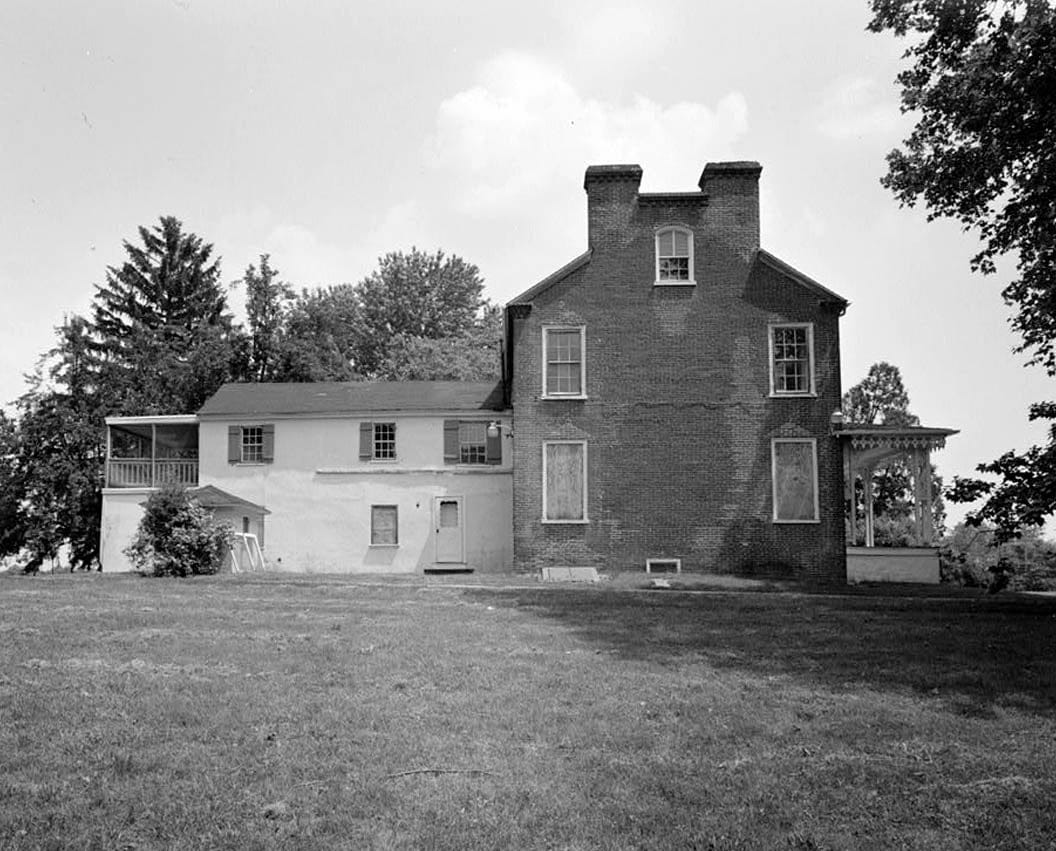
[372, 422, 397, 461]
[770, 437, 820, 524]
[654, 226, 695, 286]
[241, 426, 264, 463]
[541, 440, 589, 524]
[458, 421, 488, 465]
[541, 326, 587, 400]
[768, 323, 816, 397]
[645, 558, 682, 574]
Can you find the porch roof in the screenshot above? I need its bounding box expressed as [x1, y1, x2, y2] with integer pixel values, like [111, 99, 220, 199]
[837, 423, 958, 452]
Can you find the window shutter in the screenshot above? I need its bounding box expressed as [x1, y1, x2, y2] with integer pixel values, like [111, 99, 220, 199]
[261, 424, 275, 462]
[359, 421, 373, 459]
[228, 426, 241, 463]
[486, 424, 502, 465]
[443, 420, 460, 464]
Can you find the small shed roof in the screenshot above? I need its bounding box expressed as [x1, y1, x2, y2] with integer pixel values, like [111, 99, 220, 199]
[189, 485, 270, 515]
[197, 380, 507, 418]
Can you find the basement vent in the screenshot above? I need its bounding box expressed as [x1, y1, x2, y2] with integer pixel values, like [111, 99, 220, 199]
[645, 558, 681, 574]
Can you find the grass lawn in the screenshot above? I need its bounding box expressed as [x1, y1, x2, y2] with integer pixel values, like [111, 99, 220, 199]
[2, 574, 1055, 850]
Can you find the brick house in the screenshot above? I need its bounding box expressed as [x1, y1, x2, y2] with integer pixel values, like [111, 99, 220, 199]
[504, 163, 849, 581]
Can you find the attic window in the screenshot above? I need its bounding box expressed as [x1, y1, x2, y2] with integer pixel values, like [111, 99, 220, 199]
[655, 227, 694, 285]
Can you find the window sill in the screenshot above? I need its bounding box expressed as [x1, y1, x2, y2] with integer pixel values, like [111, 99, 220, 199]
[234, 461, 270, 466]
[368, 544, 400, 549]
[772, 518, 821, 525]
[653, 279, 696, 287]
[541, 394, 588, 401]
[768, 392, 817, 399]
[541, 518, 590, 525]
[369, 458, 399, 463]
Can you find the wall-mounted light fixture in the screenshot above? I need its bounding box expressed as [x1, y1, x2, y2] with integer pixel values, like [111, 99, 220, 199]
[829, 409, 845, 435]
[487, 421, 512, 439]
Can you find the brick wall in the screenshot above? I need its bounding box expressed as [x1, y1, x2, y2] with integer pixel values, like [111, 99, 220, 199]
[509, 163, 847, 582]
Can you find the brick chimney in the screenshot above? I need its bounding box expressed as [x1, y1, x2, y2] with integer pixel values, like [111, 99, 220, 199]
[584, 164, 642, 249]
[698, 161, 762, 251]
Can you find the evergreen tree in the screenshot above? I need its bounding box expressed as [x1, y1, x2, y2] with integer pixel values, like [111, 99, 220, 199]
[91, 215, 244, 413]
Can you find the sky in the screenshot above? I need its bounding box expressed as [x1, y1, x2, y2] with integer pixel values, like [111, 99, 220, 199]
[1, 0, 1050, 529]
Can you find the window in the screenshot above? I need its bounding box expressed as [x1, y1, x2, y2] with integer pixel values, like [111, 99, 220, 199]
[655, 227, 694, 284]
[769, 324, 815, 396]
[241, 427, 263, 462]
[646, 558, 681, 574]
[227, 425, 274, 464]
[359, 422, 397, 461]
[771, 438, 819, 523]
[543, 441, 587, 523]
[371, 505, 398, 545]
[443, 420, 502, 465]
[543, 326, 586, 398]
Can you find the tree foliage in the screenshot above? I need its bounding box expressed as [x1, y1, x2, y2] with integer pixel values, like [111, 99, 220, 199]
[238, 254, 294, 382]
[356, 248, 485, 376]
[13, 317, 106, 568]
[870, 1, 1056, 541]
[941, 521, 1056, 591]
[125, 485, 234, 577]
[0, 411, 26, 560]
[277, 285, 362, 381]
[91, 216, 245, 414]
[375, 304, 502, 381]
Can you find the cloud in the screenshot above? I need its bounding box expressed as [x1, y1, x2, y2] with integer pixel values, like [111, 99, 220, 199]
[429, 51, 749, 215]
[817, 76, 905, 141]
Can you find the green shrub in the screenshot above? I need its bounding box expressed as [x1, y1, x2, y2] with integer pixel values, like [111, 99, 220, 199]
[125, 485, 235, 577]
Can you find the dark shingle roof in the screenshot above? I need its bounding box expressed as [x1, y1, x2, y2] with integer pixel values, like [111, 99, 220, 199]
[190, 485, 270, 514]
[197, 380, 507, 418]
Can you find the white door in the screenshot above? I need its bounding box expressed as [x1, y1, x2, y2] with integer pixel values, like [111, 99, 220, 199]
[434, 496, 464, 563]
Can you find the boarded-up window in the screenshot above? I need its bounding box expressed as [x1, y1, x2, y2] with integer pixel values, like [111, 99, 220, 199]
[772, 439, 818, 522]
[371, 505, 398, 545]
[544, 441, 587, 522]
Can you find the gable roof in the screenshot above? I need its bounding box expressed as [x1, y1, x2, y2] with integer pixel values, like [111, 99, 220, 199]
[507, 249, 593, 305]
[756, 249, 849, 307]
[197, 380, 507, 418]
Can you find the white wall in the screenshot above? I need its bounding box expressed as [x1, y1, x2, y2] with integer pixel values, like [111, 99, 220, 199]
[198, 413, 513, 573]
[98, 489, 150, 572]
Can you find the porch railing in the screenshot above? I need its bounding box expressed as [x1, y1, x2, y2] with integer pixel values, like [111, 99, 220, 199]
[107, 458, 199, 488]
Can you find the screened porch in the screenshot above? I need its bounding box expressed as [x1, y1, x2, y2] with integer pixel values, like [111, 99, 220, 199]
[105, 415, 199, 489]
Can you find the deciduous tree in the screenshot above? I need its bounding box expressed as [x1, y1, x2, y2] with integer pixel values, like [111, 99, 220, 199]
[375, 304, 502, 381]
[356, 249, 484, 376]
[869, 0, 1056, 541]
